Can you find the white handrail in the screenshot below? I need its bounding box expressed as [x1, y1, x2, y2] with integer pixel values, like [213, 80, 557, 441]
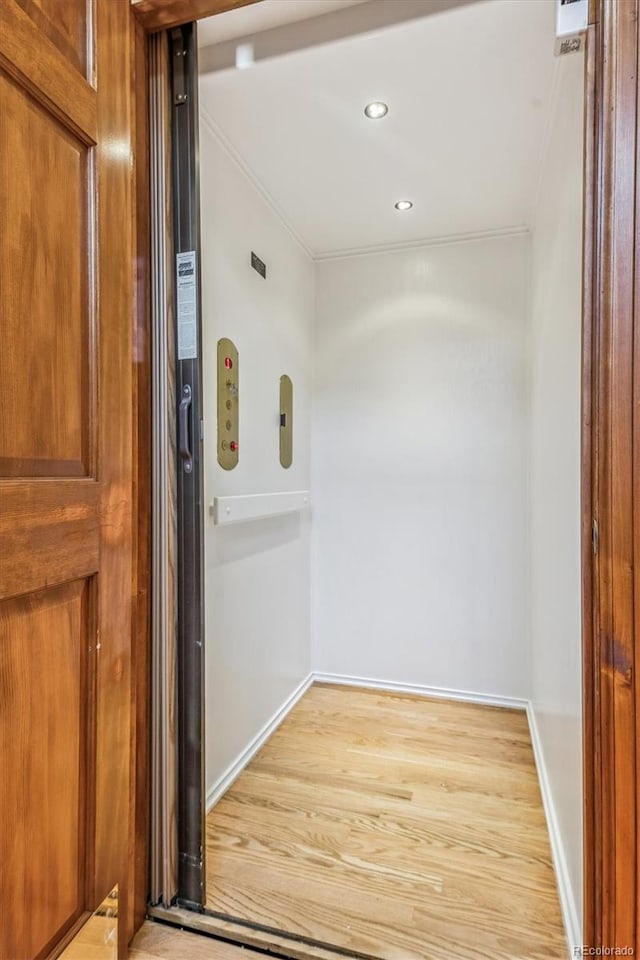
[211, 491, 310, 526]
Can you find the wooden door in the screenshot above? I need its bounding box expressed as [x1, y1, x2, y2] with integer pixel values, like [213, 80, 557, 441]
[0, 1, 134, 957]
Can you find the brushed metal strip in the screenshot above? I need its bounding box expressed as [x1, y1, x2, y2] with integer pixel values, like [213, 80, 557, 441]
[149, 30, 178, 907]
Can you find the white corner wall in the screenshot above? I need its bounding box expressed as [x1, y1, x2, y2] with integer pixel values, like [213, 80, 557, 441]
[312, 235, 530, 698]
[529, 52, 584, 941]
[200, 112, 313, 803]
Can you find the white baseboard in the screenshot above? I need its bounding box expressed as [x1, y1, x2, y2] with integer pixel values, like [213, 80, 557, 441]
[313, 671, 529, 711]
[206, 672, 314, 813]
[527, 702, 580, 959]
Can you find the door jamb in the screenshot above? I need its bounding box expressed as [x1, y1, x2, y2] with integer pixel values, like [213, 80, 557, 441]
[582, 0, 639, 950]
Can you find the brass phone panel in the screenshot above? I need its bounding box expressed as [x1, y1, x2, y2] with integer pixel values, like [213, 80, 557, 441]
[217, 338, 239, 470]
[279, 374, 293, 469]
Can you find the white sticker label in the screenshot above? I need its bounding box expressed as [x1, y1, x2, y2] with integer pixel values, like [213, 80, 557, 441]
[176, 251, 198, 360]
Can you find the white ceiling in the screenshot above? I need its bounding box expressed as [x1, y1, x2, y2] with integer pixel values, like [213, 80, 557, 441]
[199, 0, 558, 258]
[197, 0, 368, 47]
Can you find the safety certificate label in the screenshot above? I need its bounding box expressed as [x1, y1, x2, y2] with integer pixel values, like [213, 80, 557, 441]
[176, 250, 198, 360]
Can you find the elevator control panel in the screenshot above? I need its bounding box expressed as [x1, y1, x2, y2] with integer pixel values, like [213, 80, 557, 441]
[279, 374, 293, 469]
[217, 337, 239, 470]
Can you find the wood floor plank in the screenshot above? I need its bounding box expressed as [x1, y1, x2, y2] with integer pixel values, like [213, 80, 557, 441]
[130, 921, 253, 958]
[211, 804, 555, 890]
[213, 788, 551, 870]
[205, 684, 567, 960]
[224, 767, 548, 839]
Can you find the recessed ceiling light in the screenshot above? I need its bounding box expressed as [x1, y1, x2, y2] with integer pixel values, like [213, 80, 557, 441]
[395, 200, 413, 211]
[364, 101, 388, 120]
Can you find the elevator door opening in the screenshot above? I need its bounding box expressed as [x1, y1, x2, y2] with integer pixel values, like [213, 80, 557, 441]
[164, 1, 587, 957]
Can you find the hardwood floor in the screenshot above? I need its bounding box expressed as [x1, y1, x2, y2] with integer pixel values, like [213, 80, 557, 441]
[131, 922, 249, 958]
[204, 684, 567, 960]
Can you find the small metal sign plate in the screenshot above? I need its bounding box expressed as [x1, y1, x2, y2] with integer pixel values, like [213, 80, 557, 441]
[251, 251, 267, 279]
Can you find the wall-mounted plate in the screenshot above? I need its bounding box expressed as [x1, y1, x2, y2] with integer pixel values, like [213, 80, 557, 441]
[280, 374, 293, 469]
[217, 338, 239, 470]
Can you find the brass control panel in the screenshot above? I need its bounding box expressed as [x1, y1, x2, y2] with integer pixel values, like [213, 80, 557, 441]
[217, 337, 239, 470]
[279, 374, 293, 469]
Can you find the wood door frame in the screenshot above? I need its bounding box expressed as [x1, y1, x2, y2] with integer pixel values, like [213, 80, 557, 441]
[130, 11, 152, 944]
[130, 0, 639, 952]
[133, 0, 258, 34]
[582, 0, 640, 951]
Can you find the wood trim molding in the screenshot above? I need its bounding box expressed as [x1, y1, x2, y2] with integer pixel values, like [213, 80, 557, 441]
[584, 0, 640, 950]
[132, 0, 261, 34]
[129, 10, 152, 944]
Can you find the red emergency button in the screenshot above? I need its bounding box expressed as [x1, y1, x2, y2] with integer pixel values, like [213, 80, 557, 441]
[230, 441, 238, 452]
[224, 357, 233, 369]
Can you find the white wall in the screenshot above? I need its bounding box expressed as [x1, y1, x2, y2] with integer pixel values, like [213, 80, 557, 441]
[529, 52, 584, 940]
[312, 235, 530, 698]
[200, 58, 583, 940]
[200, 112, 313, 802]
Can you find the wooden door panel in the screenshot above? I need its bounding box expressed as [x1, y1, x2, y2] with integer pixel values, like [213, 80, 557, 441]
[0, 482, 99, 600]
[13, 0, 91, 78]
[0, 70, 91, 478]
[0, 2, 97, 143]
[0, 0, 134, 956]
[0, 579, 91, 959]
